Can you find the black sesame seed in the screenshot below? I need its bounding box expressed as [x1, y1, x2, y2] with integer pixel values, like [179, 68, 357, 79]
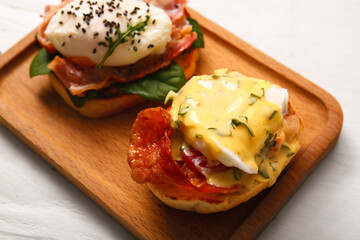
[75, 6, 80, 10]
[133, 46, 137, 52]
[82, 28, 86, 33]
[69, 34, 72, 38]
[59, 21, 63, 25]
[98, 42, 107, 47]
[93, 48, 97, 54]
[67, 11, 72, 15]
[138, 39, 141, 43]
[152, 19, 156, 24]
[62, 42, 65, 47]
[61, 10, 64, 14]
[148, 44, 154, 48]
[80, 0, 83, 5]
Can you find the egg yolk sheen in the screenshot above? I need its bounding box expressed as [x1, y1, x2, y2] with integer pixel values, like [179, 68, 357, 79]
[166, 69, 291, 176]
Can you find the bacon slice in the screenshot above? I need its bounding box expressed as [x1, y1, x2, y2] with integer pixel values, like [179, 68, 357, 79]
[128, 108, 242, 194]
[128, 107, 193, 187]
[38, 0, 197, 96]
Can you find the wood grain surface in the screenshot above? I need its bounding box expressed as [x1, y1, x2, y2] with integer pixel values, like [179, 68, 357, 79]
[0, 8, 343, 240]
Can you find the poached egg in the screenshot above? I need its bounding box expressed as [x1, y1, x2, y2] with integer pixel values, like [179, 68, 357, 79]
[45, 0, 172, 66]
[166, 69, 289, 175]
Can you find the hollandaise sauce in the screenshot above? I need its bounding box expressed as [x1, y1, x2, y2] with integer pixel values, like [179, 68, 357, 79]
[166, 69, 301, 190]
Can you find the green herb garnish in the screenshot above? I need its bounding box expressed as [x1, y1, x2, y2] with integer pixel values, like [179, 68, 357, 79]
[233, 168, 242, 181]
[208, 128, 232, 137]
[178, 105, 189, 115]
[97, 16, 150, 69]
[231, 117, 255, 137]
[281, 144, 295, 157]
[115, 61, 186, 101]
[248, 96, 258, 106]
[251, 88, 265, 98]
[287, 152, 295, 157]
[30, 48, 56, 77]
[66, 89, 99, 108]
[187, 18, 204, 48]
[195, 133, 203, 138]
[269, 110, 278, 120]
[258, 164, 270, 179]
[270, 161, 278, 171]
[248, 88, 265, 105]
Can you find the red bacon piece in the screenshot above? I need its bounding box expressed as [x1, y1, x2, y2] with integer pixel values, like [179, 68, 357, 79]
[128, 108, 242, 194]
[128, 107, 193, 187]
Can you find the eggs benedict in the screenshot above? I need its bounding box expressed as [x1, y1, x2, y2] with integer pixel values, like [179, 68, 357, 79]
[30, 0, 203, 118]
[128, 69, 302, 213]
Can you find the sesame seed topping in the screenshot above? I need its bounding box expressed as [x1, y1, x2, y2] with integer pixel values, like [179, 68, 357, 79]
[93, 48, 97, 54]
[133, 46, 137, 52]
[98, 42, 107, 47]
[82, 28, 86, 33]
[62, 42, 65, 47]
[148, 44, 154, 49]
[59, 21, 63, 25]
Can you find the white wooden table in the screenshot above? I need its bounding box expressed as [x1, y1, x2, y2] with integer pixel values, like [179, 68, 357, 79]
[1, 0, 359, 239]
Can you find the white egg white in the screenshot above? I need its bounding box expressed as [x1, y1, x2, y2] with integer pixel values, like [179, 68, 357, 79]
[45, 0, 172, 66]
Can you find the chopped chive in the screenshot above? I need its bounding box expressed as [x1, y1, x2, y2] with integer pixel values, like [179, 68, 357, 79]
[270, 161, 278, 171]
[258, 168, 270, 179]
[248, 96, 257, 105]
[178, 105, 189, 115]
[269, 110, 278, 120]
[231, 118, 255, 137]
[287, 152, 295, 157]
[233, 168, 242, 181]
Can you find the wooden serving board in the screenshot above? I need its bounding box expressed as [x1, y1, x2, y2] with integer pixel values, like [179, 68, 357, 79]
[0, 8, 343, 240]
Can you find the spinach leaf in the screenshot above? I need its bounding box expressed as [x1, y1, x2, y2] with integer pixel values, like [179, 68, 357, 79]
[187, 18, 204, 48]
[66, 89, 99, 108]
[30, 48, 55, 77]
[115, 61, 186, 101]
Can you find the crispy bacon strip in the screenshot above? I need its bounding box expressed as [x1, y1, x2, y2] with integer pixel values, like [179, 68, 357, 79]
[128, 108, 242, 194]
[128, 107, 193, 187]
[38, 0, 197, 96]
